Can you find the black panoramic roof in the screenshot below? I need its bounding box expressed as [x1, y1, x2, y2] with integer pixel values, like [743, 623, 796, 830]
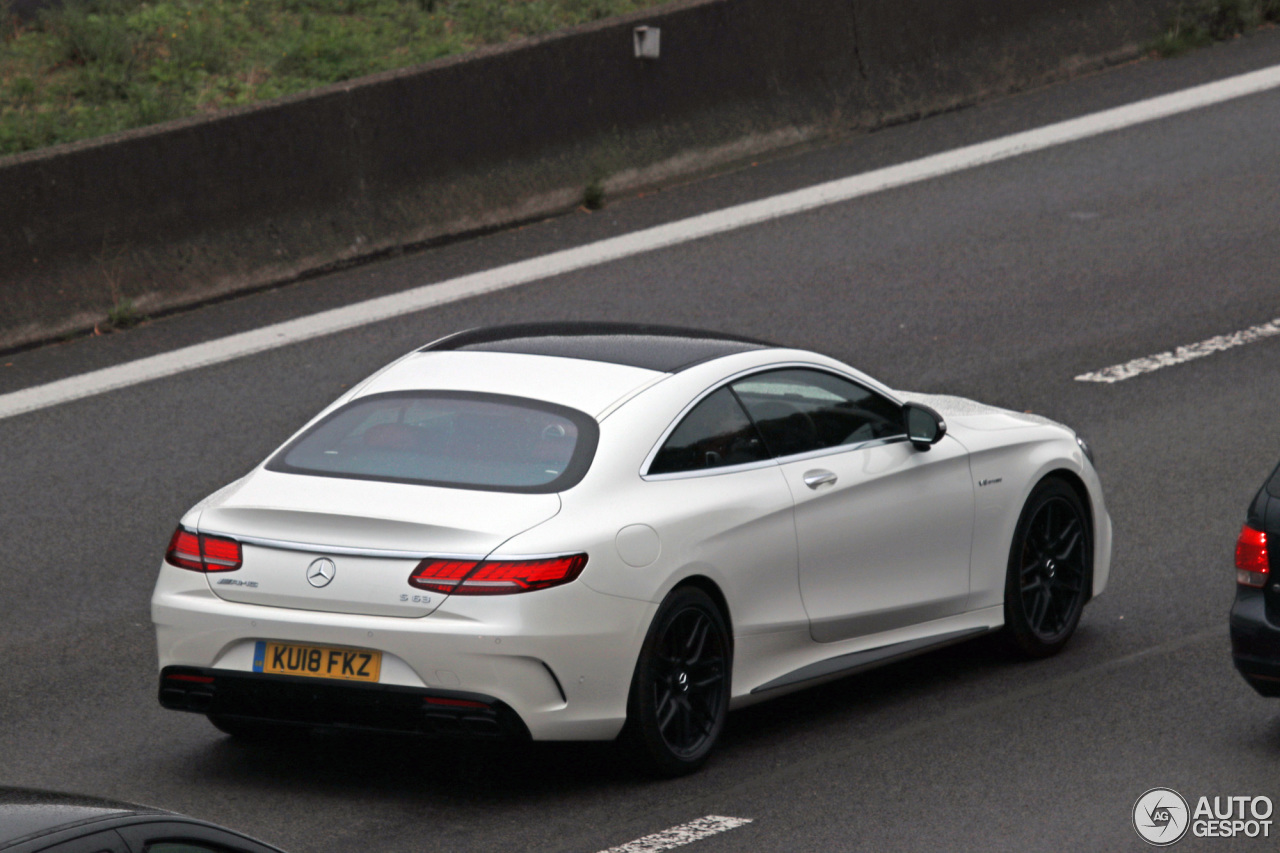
[419, 322, 775, 373]
[0, 788, 166, 845]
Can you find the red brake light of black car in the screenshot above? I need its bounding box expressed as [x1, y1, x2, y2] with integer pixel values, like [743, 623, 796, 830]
[408, 554, 588, 595]
[1236, 524, 1269, 588]
[165, 528, 243, 573]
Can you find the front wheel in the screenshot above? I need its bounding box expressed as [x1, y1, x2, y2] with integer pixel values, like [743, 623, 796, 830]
[623, 587, 731, 777]
[1003, 478, 1092, 658]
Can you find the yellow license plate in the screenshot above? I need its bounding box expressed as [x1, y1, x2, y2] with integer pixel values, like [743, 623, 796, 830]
[253, 640, 381, 683]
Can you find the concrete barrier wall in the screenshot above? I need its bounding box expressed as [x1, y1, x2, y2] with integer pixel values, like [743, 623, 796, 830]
[0, 0, 1180, 350]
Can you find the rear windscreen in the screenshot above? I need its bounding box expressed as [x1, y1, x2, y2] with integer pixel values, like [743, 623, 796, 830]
[266, 392, 598, 492]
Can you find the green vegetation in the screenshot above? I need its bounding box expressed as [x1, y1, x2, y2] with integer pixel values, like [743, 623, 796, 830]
[0, 0, 662, 156]
[582, 178, 604, 209]
[1150, 0, 1280, 57]
[105, 296, 142, 328]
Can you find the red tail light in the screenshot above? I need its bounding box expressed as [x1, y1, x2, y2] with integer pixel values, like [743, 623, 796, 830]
[165, 527, 243, 573]
[409, 554, 587, 595]
[200, 535, 242, 570]
[166, 529, 203, 571]
[1236, 524, 1269, 588]
[407, 559, 481, 594]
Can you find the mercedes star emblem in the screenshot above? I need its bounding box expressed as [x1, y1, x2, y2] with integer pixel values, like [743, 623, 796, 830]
[306, 557, 336, 588]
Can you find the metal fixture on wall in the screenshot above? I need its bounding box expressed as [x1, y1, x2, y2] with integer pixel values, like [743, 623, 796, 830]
[633, 26, 661, 59]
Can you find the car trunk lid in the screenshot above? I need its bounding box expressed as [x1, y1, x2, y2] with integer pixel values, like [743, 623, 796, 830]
[197, 471, 560, 617]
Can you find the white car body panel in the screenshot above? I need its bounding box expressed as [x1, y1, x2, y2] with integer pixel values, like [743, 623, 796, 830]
[152, 330, 1112, 745]
[907, 392, 1112, 606]
[780, 435, 975, 643]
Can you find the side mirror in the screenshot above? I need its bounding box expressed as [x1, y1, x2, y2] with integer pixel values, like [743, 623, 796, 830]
[903, 403, 946, 451]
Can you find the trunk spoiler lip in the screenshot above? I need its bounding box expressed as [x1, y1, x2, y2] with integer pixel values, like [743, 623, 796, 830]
[194, 527, 577, 564]
[193, 528, 484, 561]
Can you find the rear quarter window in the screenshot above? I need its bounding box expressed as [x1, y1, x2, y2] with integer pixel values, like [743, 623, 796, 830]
[647, 386, 769, 475]
[266, 392, 598, 493]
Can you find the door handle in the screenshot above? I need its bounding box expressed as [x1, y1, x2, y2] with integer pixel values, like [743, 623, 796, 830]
[803, 469, 837, 489]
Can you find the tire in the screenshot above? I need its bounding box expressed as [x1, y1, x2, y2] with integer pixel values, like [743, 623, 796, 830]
[623, 586, 731, 777]
[1003, 478, 1092, 658]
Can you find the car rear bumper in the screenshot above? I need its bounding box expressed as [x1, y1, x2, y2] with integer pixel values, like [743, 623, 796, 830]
[152, 563, 656, 741]
[160, 666, 531, 738]
[1230, 587, 1280, 697]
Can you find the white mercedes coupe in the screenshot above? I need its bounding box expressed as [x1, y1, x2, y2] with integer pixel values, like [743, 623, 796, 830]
[153, 323, 1111, 775]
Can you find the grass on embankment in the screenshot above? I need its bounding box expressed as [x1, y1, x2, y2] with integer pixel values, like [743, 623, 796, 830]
[1150, 0, 1280, 56]
[0, 0, 664, 157]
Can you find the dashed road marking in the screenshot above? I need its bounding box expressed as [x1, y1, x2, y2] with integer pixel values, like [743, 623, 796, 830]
[1074, 317, 1280, 383]
[598, 816, 753, 853]
[5, 63, 1280, 420]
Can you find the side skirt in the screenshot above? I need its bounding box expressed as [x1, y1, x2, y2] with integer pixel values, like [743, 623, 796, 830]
[749, 626, 992, 696]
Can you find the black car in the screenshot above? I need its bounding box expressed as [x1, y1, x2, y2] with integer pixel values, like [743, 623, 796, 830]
[1231, 461, 1280, 696]
[0, 788, 285, 853]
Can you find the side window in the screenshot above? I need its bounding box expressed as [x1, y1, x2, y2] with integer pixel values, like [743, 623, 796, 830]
[732, 368, 903, 458]
[648, 387, 769, 475]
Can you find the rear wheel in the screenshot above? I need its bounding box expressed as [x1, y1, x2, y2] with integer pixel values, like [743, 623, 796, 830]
[624, 587, 730, 776]
[1003, 478, 1091, 658]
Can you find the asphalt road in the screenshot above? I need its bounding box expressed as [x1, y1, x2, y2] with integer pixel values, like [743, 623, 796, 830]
[3, 28, 1280, 853]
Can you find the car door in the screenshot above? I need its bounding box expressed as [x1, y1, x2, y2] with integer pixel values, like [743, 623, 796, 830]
[641, 384, 802, 638]
[731, 368, 975, 644]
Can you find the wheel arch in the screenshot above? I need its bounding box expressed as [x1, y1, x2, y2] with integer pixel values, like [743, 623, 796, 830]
[621, 574, 735, 774]
[669, 574, 734, 655]
[1038, 468, 1095, 601]
[1001, 469, 1094, 657]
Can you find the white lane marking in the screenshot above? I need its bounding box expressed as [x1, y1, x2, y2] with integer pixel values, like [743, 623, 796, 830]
[5, 65, 1280, 421]
[598, 816, 752, 853]
[1075, 317, 1280, 383]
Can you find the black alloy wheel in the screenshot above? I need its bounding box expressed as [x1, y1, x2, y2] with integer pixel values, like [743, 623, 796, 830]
[1004, 478, 1092, 658]
[624, 586, 731, 776]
